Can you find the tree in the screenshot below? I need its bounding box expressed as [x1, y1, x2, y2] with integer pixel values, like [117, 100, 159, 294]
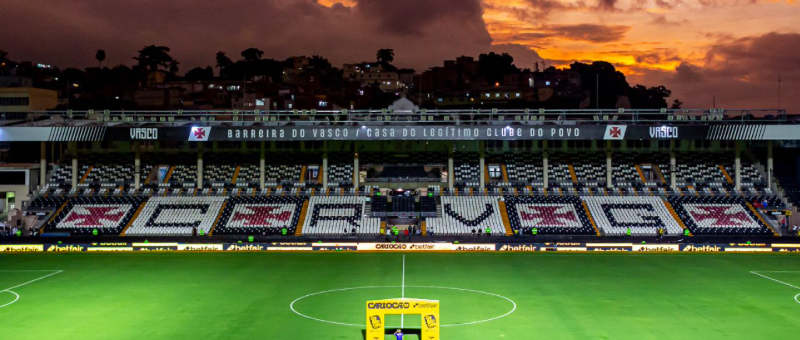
[308, 55, 332, 70]
[168, 60, 180, 74]
[0, 50, 8, 63]
[241, 48, 264, 62]
[478, 52, 519, 85]
[95, 50, 106, 67]
[671, 99, 683, 109]
[568, 61, 629, 109]
[216, 51, 233, 69]
[133, 45, 175, 71]
[184, 67, 214, 81]
[376, 48, 394, 64]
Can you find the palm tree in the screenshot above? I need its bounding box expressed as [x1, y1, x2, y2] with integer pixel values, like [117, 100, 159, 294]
[95, 50, 106, 67]
[241, 48, 264, 62]
[376, 48, 394, 64]
[133, 45, 175, 71]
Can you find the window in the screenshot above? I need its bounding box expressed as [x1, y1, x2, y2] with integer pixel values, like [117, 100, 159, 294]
[488, 165, 502, 179]
[0, 97, 30, 106]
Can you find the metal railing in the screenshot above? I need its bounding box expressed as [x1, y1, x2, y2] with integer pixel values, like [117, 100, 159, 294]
[4, 108, 790, 126]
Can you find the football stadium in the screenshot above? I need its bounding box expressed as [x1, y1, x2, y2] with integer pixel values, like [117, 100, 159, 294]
[1, 108, 800, 339]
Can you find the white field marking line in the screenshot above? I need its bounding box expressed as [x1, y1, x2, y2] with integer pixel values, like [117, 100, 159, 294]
[749, 271, 800, 291]
[401, 254, 405, 329]
[0, 291, 20, 308]
[1, 270, 63, 292]
[289, 285, 517, 328]
[0, 270, 63, 309]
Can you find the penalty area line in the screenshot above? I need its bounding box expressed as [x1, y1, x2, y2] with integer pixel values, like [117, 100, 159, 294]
[0, 270, 64, 309]
[750, 271, 800, 305]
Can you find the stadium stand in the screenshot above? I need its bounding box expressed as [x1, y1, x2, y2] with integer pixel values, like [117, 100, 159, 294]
[583, 196, 683, 236]
[301, 196, 381, 235]
[453, 153, 480, 186]
[328, 153, 354, 186]
[425, 196, 504, 235]
[214, 196, 307, 235]
[668, 196, 773, 235]
[43, 196, 146, 235]
[504, 196, 595, 235]
[503, 153, 543, 186]
[124, 196, 226, 236]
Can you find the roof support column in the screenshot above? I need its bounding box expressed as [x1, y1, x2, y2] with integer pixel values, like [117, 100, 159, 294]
[40, 142, 46, 189]
[260, 141, 265, 190]
[670, 140, 676, 190]
[479, 140, 486, 190]
[735, 141, 741, 191]
[542, 141, 549, 190]
[197, 145, 204, 190]
[767, 141, 774, 190]
[134, 141, 141, 190]
[70, 142, 78, 191]
[606, 141, 612, 189]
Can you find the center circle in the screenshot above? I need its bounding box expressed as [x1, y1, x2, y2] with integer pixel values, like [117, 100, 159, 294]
[0, 291, 20, 309]
[290, 286, 516, 327]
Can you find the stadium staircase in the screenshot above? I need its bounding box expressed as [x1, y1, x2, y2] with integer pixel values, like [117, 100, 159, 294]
[746, 202, 780, 236]
[581, 201, 601, 236]
[497, 200, 513, 236]
[120, 201, 147, 236]
[294, 200, 310, 236]
[663, 200, 691, 236]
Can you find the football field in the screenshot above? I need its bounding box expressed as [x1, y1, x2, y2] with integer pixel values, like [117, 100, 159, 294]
[1, 252, 799, 339]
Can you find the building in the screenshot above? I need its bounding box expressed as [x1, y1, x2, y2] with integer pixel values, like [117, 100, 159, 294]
[343, 63, 404, 92]
[0, 87, 58, 114]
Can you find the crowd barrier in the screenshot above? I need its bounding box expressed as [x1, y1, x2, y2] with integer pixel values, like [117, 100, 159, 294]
[2, 242, 800, 252]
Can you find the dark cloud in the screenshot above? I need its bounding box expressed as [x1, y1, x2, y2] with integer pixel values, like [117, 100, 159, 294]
[634, 32, 800, 112]
[541, 24, 631, 43]
[634, 48, 681, 64]
[596, 0, 618, 11]
[356, 0, 485, 36]
[0, 0, 493, 72]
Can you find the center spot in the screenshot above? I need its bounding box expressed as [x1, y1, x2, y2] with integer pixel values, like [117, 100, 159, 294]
[290, 286, 516, 327]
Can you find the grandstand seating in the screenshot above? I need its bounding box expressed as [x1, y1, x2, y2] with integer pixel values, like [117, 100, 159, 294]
[29, 196, 68, 209]
[81, 154, 135, 185]
[503, 154, 543, 185]
[504, 196, 595, 234]
[419, 196, 437, 216]
[583, 196, 683, 236]
[301, 196, 381, 235]
[124, 196, 226, 236]
[453, 153, 480, 184]
[392, 196, 415, 212]
[44, 196, 146, 235]
[371, 196, 388, 214]
[425, 196, 503, 235]
[572, 153, 606, 185]
[328, 153, 354, 186]
[669, 196, 773, 235]
[214, 196, 307, 235]
[547, 154, 573, 186]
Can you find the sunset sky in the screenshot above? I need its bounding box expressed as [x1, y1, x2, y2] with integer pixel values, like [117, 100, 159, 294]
[1, 0, 798, 111]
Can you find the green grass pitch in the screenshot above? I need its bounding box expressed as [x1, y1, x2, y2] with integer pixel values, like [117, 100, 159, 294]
[1, 253, 800, 339]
